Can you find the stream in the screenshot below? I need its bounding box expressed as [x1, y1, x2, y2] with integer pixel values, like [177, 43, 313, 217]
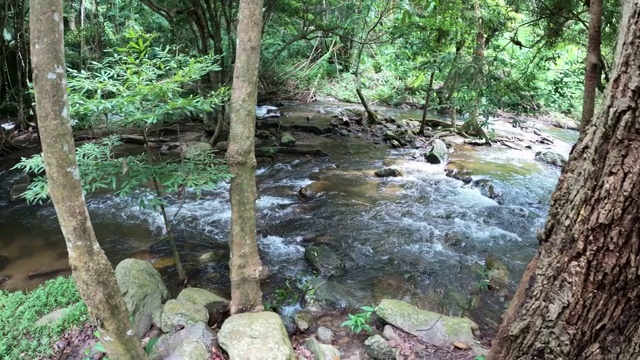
[0, 102, 579, 331]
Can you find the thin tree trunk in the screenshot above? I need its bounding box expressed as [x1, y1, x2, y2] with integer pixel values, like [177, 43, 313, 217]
[227, 0, 265, 314]
[490, 2, 640, 358]
[29, 1, 146, 358]
[354, 43, 378, 124]
[580, 0, 603, 131]
[419, 71, 436, 135]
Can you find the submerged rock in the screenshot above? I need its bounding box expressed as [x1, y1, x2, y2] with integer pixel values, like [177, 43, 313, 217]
[304, 245, 345, 277]
[535, 151, 567, 167]
[281, 132, 297, 147]
[376, 299, 476, 349]
[425, 139, 448, 164]
[298, 181, 330, 201]
[473, 178, 502, 202]
[364, 334, 400, 360]
[219, 312, 295, 360]
[161, 299, 209, 333]
[305, 338, 341, 360]
[374, 167, 403, 178]
[115, 259, 170, 338]
[149, 322, 217, 360]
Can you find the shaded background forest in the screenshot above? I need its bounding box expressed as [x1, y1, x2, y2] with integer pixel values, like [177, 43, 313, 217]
[0, 0, 621, 134]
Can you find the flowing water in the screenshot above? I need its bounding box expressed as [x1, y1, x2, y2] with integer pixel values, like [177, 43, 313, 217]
[0, 103, 579, 330]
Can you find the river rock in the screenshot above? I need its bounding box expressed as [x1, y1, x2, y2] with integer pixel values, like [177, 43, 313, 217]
[364, 334, 400, 360]
[376, 299, 476, 348]
[177, 287, 229, 322]
[0, 254, 9, 272]
[485, 256, 510, 291]
[0, 274, 12, 286]
[305, 279, 365, 310]
[219, 312, 295, 360]
[474, 178, 502, 202]
[304, 245, 345, 277]
[161, 299, 209, 333]
[339, 129, 350, 137]
[294, 310, 314, 332]
[35, 306, 73, 328]
[535, 151, 567, 167]
[149, 322, 217, 360]
[281, 132, 297, 147]
[182, 141, 212, 158]
[317, 326, 334, 344]
[213, 141, 229, 151]
[375, 167, 403, 177]
[115, 258, 170, 338]
[298, 181, 330, 201]
[305, 338, 341, 360]
[425, 139, 448, 164]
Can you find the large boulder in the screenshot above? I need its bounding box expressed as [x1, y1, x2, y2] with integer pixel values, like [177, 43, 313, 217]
[219, 312, 295, 360]
[115, 259, 170, 338]
[534, 151, 567, 167]
[304, 245, 345, 277]
[161, 299, 209, 333]
[305, 338, 342, 360]
[376, 299, 476, 349]
[425, 139, 448, 164]
[150, 322, 217, 360]
[177, 287, 229, 322]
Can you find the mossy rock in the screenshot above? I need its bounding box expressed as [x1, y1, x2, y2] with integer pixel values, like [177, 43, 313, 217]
[376, 299, 476, 348]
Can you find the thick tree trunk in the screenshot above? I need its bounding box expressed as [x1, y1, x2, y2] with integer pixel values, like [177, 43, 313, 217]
[29, 1, 146, 359]
[226, 0, 265, 314]
[580, 0, 603, 131]
[490, 2, 640, 359]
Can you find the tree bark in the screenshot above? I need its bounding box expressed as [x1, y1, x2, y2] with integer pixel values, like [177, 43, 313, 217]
[580, 0, 603, 131]
[418, 71, 436, 136]
[29, 1, 146, 358]
[490, 1, 640, 358]
[226, 0, 265, 314]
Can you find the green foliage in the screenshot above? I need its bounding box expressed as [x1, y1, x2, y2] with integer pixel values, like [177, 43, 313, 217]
[340, 305, 376, 334]
[67, 29, 228, 130]
[263, 276, 319, 311]
[12, 135, 231, 205]
[476, 269, 491, 291]
[0, 277, 88, 359]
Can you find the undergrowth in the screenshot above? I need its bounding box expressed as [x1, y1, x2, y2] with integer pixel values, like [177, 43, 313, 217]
[0, 276, 88, 359]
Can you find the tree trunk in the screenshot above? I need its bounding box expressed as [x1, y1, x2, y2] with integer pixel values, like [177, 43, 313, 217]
[226, 0, 265, 314]
[354, 42, 378, 124]
[490, 2, 640, 358]
[580, 0, 603, 131]
[29, 1, 147, 359]
[419, 71, 436, 135]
